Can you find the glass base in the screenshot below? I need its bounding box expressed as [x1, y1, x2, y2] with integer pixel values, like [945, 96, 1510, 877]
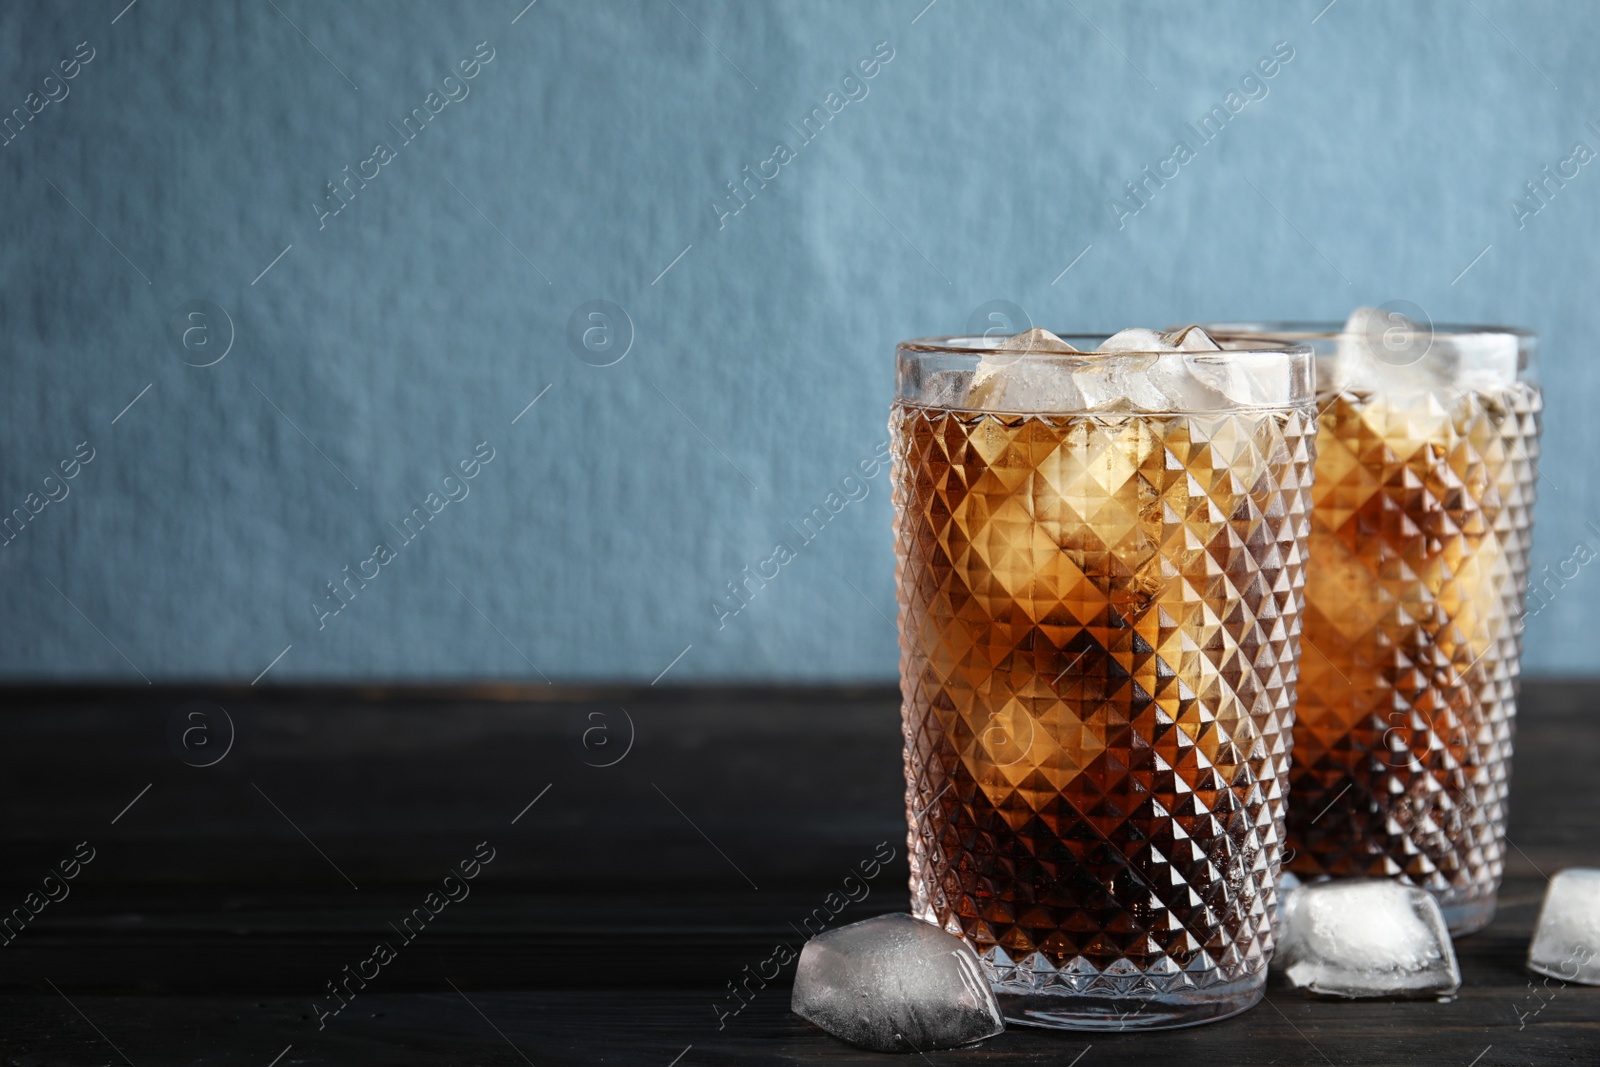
[1442, 896, 1496, 937]
[1000, 973, 1264, 1032]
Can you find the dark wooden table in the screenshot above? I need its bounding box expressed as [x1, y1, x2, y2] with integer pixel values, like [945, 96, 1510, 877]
[0, 681, 1594, 1065]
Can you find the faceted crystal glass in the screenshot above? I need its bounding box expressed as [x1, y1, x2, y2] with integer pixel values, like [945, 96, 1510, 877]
[891, 335, 1316, 1030]
[1206, 322, 1541, 935]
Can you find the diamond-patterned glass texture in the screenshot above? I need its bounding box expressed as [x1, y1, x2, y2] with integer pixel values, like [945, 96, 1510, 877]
[1289, 383, 1542, 932]
[892, 402, 1316, 998]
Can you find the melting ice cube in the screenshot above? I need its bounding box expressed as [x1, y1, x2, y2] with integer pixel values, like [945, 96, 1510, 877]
[1274, 880, 1461, 999]
[1333, 306, 1448, 393]
[1072, 329, 1169, 410]
[1094, 325, 1221, 353]
[965, 328, 1084, 412]
[1528, 868, 1600, 985]
[996, 327, 1078, 354]
[1335, 306, 1521, 394]
[1095, 327, 1171, 353]
[966, 325, 1266, 413]
[1087, 324, 1246, 410]
[1164, 324, 1223, 351]
[790, 913, 1005, 1052]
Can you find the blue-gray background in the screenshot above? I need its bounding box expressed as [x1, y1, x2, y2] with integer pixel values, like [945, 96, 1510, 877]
[1, 0, 1595, 683]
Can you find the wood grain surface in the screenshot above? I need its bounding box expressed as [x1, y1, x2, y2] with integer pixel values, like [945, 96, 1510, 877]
[0, 681, 1594, 1065]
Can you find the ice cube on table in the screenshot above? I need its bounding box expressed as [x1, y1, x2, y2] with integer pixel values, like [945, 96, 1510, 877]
[966, 329, 1084, 412]
[1528, 868, 1600, 985]
[791, 913, 1005, 1052]
[1274, 880, 1461, 999]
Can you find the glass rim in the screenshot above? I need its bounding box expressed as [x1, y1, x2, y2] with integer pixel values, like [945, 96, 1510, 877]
[895, 333, 1317, 412]
[1199, 320, 1537, 343]
[898, 333, 1315, 360]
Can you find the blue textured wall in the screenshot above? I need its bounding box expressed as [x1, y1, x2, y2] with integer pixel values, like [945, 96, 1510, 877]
[2, 0, 1597, 682]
